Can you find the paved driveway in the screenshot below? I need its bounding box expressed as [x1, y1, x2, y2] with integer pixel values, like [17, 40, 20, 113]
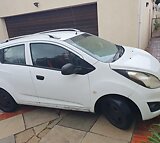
[0, 107, 134, 143]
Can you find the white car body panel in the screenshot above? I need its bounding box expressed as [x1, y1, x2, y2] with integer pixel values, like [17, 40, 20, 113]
[110, 46, 160, 77]
[26, 40, 92, 111]
[0, 30, 160, 122]
[30, 67, 91, 111]
[0, 64, 38, 104]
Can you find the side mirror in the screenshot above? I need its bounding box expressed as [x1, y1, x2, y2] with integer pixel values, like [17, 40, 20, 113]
[61, 63, 95, 75]
[61, 63, 76, 75]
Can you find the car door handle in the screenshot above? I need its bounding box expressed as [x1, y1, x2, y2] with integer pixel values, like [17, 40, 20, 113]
[36, 75, 44, 80]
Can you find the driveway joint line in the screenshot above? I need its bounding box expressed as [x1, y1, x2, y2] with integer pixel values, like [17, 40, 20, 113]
[22, 113, 27, 130]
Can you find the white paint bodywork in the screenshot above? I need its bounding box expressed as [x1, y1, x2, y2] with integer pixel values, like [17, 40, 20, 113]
[0, 30, 160, 121]
[110, 46, 160, 77]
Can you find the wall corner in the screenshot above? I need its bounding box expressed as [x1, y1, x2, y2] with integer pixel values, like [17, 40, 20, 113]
[0, 18, 8, 41]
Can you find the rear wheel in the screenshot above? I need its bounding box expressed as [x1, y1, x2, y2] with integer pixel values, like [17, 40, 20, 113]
[0, 89, 18, 112]
[101, 97, 133, 130]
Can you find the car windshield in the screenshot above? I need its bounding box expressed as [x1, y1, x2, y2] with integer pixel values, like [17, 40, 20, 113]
[65, 33, 123, 63]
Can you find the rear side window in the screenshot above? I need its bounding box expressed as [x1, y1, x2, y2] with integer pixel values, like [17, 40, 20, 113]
[1, 45, 25, 65]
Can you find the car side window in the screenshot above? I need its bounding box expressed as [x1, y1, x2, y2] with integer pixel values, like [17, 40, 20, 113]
[30, 43, 85, 70]
[1, 45, 26, 65]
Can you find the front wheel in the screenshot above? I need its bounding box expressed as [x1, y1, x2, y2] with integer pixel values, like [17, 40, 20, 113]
[101, 97, 133, 130]
[0, 89, 18, 112]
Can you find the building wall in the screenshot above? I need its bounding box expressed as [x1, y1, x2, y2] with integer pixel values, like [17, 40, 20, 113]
[0, 0, 152, 49]
[0, 0, 98, 17]
[98, 0, 139, 47]
[0, 19, 8, 41]
[139, 0, 154, 49]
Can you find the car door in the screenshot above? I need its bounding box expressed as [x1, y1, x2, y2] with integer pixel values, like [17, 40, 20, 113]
[29, 42, 93, 111]
[0, 44, 38, 104]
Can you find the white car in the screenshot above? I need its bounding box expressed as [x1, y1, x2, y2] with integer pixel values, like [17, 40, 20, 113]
[0, 29, 160, 130]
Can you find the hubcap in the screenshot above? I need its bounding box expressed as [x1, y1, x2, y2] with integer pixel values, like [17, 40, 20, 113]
[107, 103, 124, 125]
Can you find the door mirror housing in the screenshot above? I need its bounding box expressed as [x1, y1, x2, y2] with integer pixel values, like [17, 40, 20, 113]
[61, 63, 95, 75]
[61, 63, 77, 75]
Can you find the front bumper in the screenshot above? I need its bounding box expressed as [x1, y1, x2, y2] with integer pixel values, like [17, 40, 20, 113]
[130, 87, 160, 120]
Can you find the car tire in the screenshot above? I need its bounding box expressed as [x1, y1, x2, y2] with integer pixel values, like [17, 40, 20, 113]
[0, 89, 18, 112]
[101, 97, 133, 130]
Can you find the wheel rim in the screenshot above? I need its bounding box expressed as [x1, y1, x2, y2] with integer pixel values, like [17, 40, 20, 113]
[109, 104, 123, 124]
[104, 102, 126, 126]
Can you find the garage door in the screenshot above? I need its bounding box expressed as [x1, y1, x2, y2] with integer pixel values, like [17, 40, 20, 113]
[5, 3, 98, 38]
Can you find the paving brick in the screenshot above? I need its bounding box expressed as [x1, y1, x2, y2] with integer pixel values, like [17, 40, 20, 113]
[15, 128, 34, 143]
[27, 136, 40, 143]
[82, 132, 128, 143]
[58, 111, 98, 131]
[47, 117, 62, 129]
[0, 135, 15, 143]
[38, 128, 50, 138]
[0, 115, 25, 139]
[40, 125, 86, 143]
[0, 106, 36, 121]
[23, 108, 59, 129]
[34, 122, 49, 135]
[90, 115, 134, 142]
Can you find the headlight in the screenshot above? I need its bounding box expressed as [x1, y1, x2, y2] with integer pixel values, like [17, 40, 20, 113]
[114, 70, 160, 89]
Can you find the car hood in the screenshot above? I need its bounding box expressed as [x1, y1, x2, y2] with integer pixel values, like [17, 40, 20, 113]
[110, 46, 160, 77]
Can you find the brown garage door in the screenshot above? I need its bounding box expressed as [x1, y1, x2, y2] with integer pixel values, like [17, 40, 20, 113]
[5, 3, 98, 38]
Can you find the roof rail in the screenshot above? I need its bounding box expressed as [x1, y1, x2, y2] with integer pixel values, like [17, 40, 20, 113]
[38, 28, 80, 34]
[6, 35, 28, 41]
[2, 28, 80, 43]
[3, 33, 38, 43]
[2, 32, 49, 43]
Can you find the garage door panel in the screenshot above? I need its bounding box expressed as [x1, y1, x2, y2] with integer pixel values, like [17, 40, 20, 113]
[5, 3, 98, 37]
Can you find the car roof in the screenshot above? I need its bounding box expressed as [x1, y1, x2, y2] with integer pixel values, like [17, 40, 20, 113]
[0, 29, 84, 46]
